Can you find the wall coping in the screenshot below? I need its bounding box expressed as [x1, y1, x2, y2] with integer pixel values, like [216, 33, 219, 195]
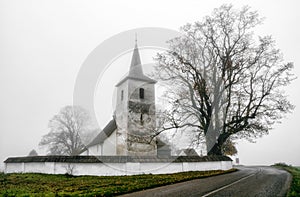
[4, 155, 232, 163]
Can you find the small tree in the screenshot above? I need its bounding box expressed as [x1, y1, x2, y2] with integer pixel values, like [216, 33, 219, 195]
[28, 149, 38, 156]
[39, 105, 96, 155]
[155, 4, 295, 155]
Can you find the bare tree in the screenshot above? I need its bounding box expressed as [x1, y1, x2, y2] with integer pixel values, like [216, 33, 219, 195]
[39, 105, 96, 155]
[64, 163, 75, 176]
[154, 5, 295, 155]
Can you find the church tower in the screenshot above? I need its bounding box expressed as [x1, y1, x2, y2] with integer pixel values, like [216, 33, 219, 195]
[115, 40, 157, 156]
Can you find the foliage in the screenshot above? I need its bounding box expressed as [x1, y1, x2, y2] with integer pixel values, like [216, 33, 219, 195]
[222, 138, 237, 156]
[273, 164, 300, 196]
[273, 162, 290, 167]
[39, 105, 97, 156]
[0, 169, 236, 196]
[154, 4, 295, 155]
[28, 149, 38, 156]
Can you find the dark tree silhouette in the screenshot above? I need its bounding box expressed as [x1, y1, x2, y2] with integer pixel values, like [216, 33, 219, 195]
[154, 5, 295, 155]
[222, 139, 237, 156]
[28, 149, 38, 156]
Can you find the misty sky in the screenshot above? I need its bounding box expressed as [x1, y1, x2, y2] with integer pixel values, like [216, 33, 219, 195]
[0, 0, 299, 170]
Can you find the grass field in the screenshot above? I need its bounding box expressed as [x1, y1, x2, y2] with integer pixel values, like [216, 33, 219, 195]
[0, 169, 236, 196]
[273, 163, 300, 197]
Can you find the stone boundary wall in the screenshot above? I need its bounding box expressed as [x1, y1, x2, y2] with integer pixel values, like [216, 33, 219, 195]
[4, 156, 232, 176]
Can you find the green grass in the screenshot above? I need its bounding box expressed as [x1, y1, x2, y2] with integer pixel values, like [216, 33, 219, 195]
[0, 169, 236, 196]
[273, 163, 300, 197]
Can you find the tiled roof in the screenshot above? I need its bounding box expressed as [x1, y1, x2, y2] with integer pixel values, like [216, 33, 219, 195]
[116, 42, 156, 87]
[4, 155, 232, 163]
[183, 149, 199, 156]
[156, 138, 168, 146]
[86, 119, 117, 148]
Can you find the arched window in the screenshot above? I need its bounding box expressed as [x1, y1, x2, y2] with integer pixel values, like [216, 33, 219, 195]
[139, 88, 144, 99]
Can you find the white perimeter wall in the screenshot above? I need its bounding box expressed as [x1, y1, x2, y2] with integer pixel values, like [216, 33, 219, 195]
[4, 161, 232, 176]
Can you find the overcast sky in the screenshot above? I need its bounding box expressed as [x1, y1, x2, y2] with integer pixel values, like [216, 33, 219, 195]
[0, 0, 299, 170]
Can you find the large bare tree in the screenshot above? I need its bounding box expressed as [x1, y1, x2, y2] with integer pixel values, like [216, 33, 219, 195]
[154, 5, 295, 155]
[39, 105, 96, 155]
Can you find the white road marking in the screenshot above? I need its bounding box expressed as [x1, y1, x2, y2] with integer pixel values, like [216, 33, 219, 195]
[201, 170, 259, 197]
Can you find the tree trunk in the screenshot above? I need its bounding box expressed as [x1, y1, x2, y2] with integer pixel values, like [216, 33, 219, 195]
[207, 133, 230, 156]
[207, 142, 223, 155]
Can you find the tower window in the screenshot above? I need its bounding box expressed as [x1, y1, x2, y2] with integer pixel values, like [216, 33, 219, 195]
[139, 88, 144, 99]
[140, 113, 144, 125]
[121, 90, 124, 101]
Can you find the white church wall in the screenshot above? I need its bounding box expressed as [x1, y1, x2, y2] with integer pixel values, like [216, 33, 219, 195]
[5, 161, 232, 176]
[82, 130, 117, 156]
[102, 130, 116, 155]
[126, 79, 157, 156]
[127, 79, 155, 103]
[115, 80, 129, 155]
[88, 144, 102, 155]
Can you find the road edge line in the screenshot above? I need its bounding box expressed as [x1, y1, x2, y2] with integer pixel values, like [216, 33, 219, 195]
[201, 172, 257, 197]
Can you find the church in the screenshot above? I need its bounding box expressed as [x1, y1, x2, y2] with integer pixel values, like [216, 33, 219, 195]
[81, 40, 170, 157]
[4, 39, 233, 176]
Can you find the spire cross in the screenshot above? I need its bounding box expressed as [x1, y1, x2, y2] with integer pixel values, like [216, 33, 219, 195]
[135, 33, 137, 45]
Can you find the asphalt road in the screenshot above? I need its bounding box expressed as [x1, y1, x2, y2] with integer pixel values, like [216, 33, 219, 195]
[120, 166, 291, 197]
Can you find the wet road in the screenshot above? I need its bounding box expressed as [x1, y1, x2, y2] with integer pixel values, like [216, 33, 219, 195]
[120, 166, 291, 197]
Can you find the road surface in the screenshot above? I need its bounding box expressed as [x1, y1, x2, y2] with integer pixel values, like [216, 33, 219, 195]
[120, 166, 291, 197]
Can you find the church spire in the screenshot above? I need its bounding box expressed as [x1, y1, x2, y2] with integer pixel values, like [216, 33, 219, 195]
[129, 35, 143, 76]
[115, 36, 157, 87]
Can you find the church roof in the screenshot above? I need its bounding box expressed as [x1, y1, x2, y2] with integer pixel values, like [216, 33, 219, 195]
[182, 149, 199, 156]
[116, 41, 157, 86]
[86, 119, 117, 148]
[4, 155, 232, 163]
[156, 138, 169, 147]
